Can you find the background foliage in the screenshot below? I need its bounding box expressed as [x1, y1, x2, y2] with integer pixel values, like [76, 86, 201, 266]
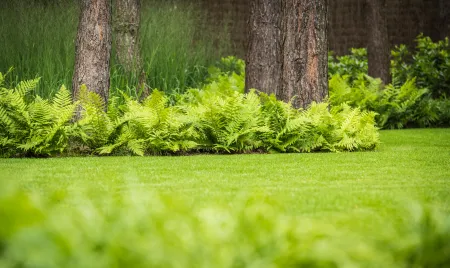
[391, 34, 450, 98]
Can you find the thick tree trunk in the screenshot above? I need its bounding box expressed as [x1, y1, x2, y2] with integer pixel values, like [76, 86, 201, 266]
[245, 0, 283, 97]
[246, 0, 328, 109]
[281, 0, 328, 109]
[366, 0, 390, 84]
[113, 0, 141, 73]
[72, 0, 112, 108]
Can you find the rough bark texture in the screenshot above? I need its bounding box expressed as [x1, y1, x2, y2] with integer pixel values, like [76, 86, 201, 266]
[113, 0, 141, 73]
[245, 0, 283, 97]
[281, 0, 328, 109]
[366, 0, 390, 84]
[73, 0, 112, 107]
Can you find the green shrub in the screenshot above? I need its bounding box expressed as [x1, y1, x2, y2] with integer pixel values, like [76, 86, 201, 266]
[329, 74, 444, 129]
[391, 34, 450, 98]
[328, 48, 368, 82]
[1, 185, 449, 267]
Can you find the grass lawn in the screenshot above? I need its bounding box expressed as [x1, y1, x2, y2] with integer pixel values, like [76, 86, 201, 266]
[1, 128, 449, 211]
[1, 128, 449, 267]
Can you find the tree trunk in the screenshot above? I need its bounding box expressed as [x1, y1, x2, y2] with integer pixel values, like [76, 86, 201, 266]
[366, 0, 390, 84]
[245, 0, 283, 97]
[72, 0, 112, 108]
[113, 0, 142, 73]
[246, 0, 328, 109]
[281, 0, 328, 109]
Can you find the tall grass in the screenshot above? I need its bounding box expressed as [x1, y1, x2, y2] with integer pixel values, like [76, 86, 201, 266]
[0, 0, 78, 97]
[0, 0, 231, 98]
[111, 0, 231, 97]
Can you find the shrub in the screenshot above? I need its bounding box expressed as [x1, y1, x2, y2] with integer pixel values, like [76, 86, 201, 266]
[328, 74, 444, 129]
[391, 34, 450, 98]
[328, 48, 368, 82]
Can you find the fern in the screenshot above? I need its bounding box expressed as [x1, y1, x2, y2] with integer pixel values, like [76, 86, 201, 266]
[99, 90, 199, 156]
[0, 75, 36, 155]
[259, 93, 308, 153]
[260, 94, 379, 153]
[329, 74, 440, 129]
[1, 68, 381, 157]
[378, 78, 431, 129]
[187, 90, 268, 153]
[74, 85, 112, 150]
[0, 71, 77, 156]
[331, 104, 379, 151]
[18, 85, 76, 155]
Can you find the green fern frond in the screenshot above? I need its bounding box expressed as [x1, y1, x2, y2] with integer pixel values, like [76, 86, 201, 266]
[127, 139, 145, 156]
[13, 78, 40, 97]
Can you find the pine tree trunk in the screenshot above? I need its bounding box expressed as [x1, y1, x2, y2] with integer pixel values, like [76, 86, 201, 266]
[366, 0, 390, 84]
[72, 0, 112, 108]
[281, 0, 328, 109]
[113, 0, 142, 73]
[246, 0, 328, 109]
[245, 0, 283, 97]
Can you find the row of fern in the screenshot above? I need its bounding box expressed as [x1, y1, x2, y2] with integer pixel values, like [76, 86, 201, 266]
[0, 65, 379, 157]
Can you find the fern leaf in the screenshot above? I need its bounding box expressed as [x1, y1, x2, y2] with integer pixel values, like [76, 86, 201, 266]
[14, 78, 40, 97]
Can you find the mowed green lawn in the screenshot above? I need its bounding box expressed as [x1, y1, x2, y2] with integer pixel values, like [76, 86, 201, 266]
[1, 129, 450, 267]
[1, 128, 449, 217]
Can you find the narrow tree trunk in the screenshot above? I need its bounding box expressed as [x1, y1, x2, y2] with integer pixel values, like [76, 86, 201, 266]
[113, 0, 142, 73]
[72, 0, 112, 108]
[245, 0, 283, 97]
[281, 0, 328, 109]
[366, 0, 390, 84]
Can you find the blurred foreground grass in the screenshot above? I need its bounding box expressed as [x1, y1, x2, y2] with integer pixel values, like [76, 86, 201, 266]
[0, 129, 449, 267]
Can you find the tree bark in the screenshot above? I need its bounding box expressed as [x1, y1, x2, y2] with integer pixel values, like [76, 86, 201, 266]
[113, 0, 142, 73]
[281, 0, 328, 109]
[245, 0, 283, 97]
[366, 0, 390, 84]
[246, 0, 328, 109]
[72, 0, 112, 108]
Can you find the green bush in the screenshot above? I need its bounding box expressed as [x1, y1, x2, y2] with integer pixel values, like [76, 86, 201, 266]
[328, 48, 368, 82]
[391, 34, 450, 98]
[328, 74, 446, 129]
[1, 185, 449, 267]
